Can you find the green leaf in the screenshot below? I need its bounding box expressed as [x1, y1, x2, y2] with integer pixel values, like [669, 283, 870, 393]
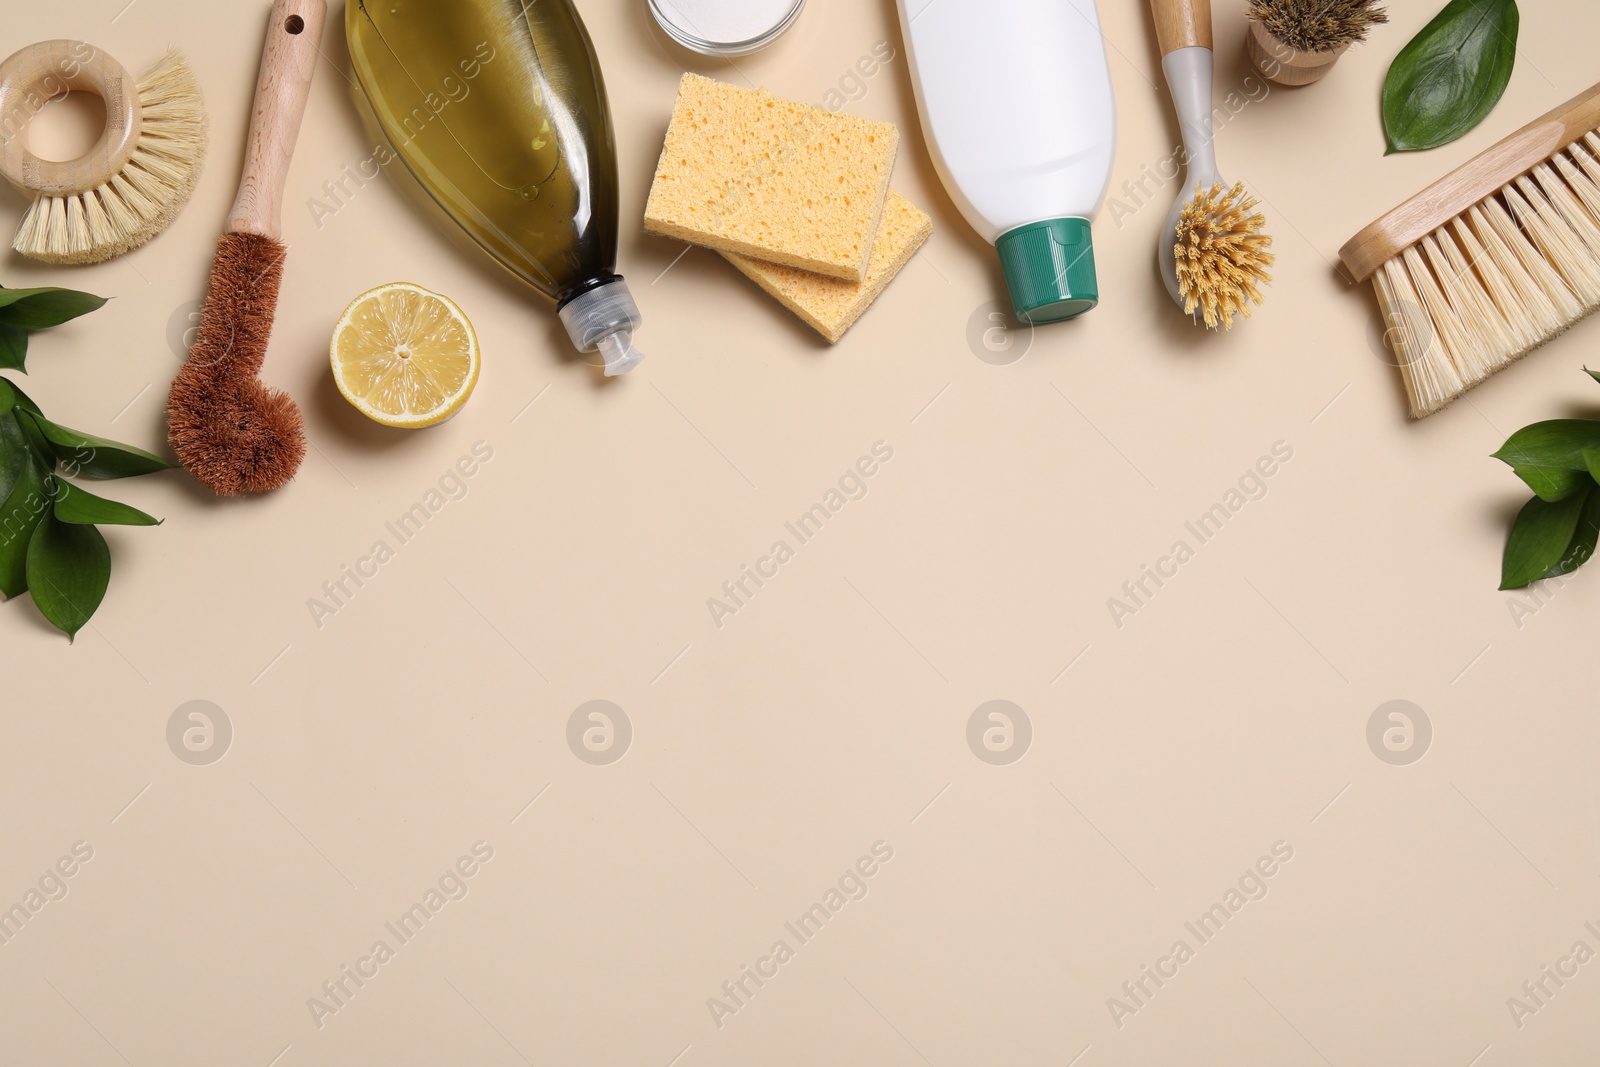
[24, 510, 109, 639]
[1382, 0, 1519, 153]
[0, 456, 51, 598]
[1510, 464, 1589, 502]
[0, 286, 108, 330]
[1542, 487, 1600, 580]
[0, 323, 25, 372]
[1501, 489, 1588, 589]
[15, 410, 173, 479]
[1493, 420, 1600, 472]
[0, 413, 26, 503]
[1586, 366, 1600, 385]
[53, 481, 159, 526]
[0, 378, 40, 415]
[13, 411, 50, 465]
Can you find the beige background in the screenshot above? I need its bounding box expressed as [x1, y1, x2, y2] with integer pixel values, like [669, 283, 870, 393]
[3, 0, 1598, 1064]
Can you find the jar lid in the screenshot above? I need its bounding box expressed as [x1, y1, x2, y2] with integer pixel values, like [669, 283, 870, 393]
[648, 0, 806, 56]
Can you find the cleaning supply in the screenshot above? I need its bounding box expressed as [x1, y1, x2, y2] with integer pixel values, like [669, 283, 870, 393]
[644, 74, 899, 284]
[1340, 83, 1600, 418]
[1152, 0, 1274, 328]
[723, 191, 932, 343]
[648, 0, 806, 56]
[166, 0, 325, 496]
[0, 41, 206, 265]
[1174, 181, 1274, 329]
[330, 283, 480, 428]
[347, 0, 644, 376]
[1246, 0, 1387, 87]
[895, 0, 1114, 323]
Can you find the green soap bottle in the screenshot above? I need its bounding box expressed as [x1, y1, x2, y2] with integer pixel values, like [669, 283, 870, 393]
[348, 0, 643, 374]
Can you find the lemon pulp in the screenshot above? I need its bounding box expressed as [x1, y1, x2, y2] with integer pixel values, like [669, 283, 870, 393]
[331, 283, 479, 428]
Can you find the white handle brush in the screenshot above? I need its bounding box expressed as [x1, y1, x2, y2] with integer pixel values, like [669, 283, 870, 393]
[1151, 0, 1274, 329]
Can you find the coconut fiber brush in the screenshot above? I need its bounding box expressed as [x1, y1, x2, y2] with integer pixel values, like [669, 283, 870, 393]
[1341, 82, 1600, 418]
[168, 0, 325, 495]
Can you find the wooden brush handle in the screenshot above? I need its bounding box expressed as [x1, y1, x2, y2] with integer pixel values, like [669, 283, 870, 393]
[1152, 0, 1213, 55]
[0, 40, 140, 197]
[1341, 82, 1600, 282]
[226, 0, 327, 240]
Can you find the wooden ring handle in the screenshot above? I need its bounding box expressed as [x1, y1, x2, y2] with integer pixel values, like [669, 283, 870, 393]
[0, 40, 141, 197]
[226, 0, 327, 240]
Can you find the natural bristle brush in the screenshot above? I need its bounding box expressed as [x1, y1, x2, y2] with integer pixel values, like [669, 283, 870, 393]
[1151, 0, 1274, 329]
[0, 41, 207, 265]
[167, 0, 325, 496]
[1341, 83, 1600, 419]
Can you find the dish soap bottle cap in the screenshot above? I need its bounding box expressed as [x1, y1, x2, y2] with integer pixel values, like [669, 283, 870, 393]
[558, 278, 645, 376]
[995, 217, 1099, 324]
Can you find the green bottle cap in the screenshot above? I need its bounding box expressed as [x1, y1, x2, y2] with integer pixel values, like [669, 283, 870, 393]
[995, 217, 1098, 324]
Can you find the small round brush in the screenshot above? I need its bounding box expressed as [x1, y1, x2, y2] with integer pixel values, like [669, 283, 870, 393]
[1151, 0, 1275, 330]
[1247, 0, 1387, 87]
[0, 42, 207, 265]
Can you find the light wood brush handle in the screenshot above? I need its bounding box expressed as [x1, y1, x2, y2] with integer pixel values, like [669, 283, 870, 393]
[0, 41, 140, 197]
[226, 0, 327, 240]
[1341, 81, 1600, 282]
[1152, 0, 1213, 55]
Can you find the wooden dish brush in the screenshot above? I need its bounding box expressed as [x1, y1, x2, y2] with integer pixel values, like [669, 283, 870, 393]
[0, 41, 207, 264]
[167, 0, 325, 495]
[1341, 82, 1600, 418]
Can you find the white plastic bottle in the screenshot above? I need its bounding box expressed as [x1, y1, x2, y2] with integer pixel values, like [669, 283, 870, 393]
[896, 0, 1116, 323]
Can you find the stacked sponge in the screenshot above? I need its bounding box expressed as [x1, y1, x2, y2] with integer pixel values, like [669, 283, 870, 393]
[644, 74, 930, 343]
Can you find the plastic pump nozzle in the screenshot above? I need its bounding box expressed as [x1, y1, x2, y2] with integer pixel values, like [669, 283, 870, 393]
[596, 331, 643, 376]
[559, 278, 645, 376]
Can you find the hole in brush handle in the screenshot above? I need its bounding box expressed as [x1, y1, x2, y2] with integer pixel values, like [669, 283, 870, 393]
[285, 14, 305, 33]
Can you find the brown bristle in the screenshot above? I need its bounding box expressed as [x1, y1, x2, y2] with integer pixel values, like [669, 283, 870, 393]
[1247, 0, 1387, 53]
[166, 232, 306, 496]
[1175, 181, 1275, 331]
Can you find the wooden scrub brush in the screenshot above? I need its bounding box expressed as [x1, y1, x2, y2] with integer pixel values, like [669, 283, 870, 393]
[167, 0, 325, 495]
[1246, 0, 1387, 87]
[1340, 82, 1600, 418]
[0, 41, 206, 264]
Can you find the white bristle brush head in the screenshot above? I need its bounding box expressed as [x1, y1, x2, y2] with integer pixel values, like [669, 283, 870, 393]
[1374, 134, 1600, 418]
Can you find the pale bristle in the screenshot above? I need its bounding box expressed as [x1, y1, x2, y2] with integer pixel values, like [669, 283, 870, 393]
[1374, 134, 1600, 417]
[1175, 181, 1275, 330]
[11, 48, 207, 265]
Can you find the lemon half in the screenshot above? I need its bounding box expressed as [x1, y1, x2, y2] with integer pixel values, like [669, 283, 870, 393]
[331, 283, 479, 428]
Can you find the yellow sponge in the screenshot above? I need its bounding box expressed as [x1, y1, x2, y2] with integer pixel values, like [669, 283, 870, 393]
[722, 192, 932, 343]
[644, 73, 899, 284]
